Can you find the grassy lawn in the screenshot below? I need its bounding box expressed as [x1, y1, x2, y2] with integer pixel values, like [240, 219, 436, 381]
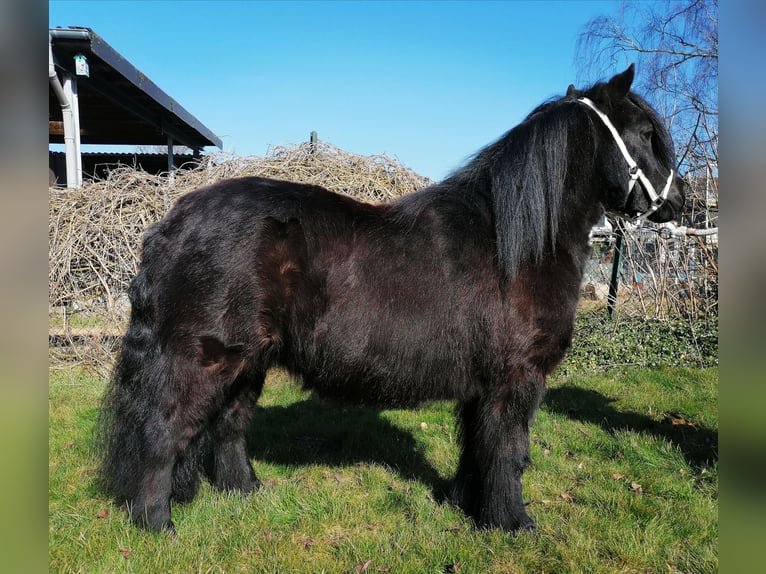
[49, 365, 717, 573]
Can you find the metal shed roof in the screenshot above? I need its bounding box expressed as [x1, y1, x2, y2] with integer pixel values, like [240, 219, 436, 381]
[49, 27, 222, 150]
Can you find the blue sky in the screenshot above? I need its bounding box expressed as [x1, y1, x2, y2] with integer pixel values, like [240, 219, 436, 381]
[49, 0, 631, 181]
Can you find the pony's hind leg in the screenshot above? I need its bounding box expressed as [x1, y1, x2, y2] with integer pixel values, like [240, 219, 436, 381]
[130, 417, 181, 532]
[130, 336, 246, 532]
[456, 372, 545, 533]
[209, 368, 265, 493]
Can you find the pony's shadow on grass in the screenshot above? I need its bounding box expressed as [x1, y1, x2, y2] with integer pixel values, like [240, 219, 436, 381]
[543, 386, 718, 469]
[245, 396, 453, 500]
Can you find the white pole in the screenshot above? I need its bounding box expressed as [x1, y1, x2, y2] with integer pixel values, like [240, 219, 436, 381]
[62, 73, 83, 188]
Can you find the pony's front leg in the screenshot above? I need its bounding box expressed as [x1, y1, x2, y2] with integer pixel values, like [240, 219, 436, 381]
[133, 394, 219, 531]
[452, 398, 482, 519]
[132, 338, 246, 532]
[457, 371, 544, 532]
[478, 413, 535, 532]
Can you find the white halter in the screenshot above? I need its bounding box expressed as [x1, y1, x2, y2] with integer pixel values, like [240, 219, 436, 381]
[578, 97, 674, 221]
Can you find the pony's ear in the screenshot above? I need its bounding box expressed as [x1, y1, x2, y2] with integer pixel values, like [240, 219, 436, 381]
[606, 64, 635, 101]
[566, 84, 577, 97]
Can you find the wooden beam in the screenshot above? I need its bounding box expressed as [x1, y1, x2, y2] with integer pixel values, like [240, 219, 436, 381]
[49, 121, 88, 136]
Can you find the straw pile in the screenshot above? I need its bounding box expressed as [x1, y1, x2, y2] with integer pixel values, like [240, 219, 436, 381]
[49, 141, 432, 371]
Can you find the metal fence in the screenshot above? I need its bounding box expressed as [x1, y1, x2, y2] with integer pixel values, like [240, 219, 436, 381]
[582, 219, 718, 321]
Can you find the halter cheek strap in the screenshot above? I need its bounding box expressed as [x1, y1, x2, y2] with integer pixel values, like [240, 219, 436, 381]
[578, 97, 674, 221]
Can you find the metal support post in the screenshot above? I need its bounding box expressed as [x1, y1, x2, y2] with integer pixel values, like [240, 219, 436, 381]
[167, 135, 175, 172]
[607, 226, 625, 319]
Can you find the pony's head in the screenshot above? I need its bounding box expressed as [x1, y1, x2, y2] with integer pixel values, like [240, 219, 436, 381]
[569, 64, 685, 223]
[444, 64, 685, 280]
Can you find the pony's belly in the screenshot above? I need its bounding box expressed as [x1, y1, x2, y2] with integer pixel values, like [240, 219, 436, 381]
[297, 370, 434, 407]
[286, 340, 459, 407]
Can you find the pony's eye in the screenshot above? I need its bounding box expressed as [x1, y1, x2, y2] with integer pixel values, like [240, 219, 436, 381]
[642, 129, 654, 141]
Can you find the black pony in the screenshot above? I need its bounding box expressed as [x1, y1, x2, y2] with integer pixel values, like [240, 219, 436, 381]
[97, 65, 684, 533]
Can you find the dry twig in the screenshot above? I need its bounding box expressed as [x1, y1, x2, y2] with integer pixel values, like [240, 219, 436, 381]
[49, 142, 431, 372]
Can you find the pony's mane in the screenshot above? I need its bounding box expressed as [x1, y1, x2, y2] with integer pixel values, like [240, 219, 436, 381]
[441, 94, 576, 279]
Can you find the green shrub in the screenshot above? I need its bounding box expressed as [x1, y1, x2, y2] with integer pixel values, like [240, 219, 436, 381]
[559, 309, 718, 376]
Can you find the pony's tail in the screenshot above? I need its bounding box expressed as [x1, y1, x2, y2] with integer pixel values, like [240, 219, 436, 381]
[94, 260, 161, 505]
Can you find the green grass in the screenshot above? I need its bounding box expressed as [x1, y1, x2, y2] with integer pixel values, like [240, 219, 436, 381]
[49, 311, 114, 330]
[50, 366, 717, 573]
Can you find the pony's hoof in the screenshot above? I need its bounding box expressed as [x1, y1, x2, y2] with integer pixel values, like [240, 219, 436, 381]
[135, 517, 176, 533]
[515, 519, 536, 534]
[130, 502, 175, 533]
[215, 474, 263, 495]
[477, 512, 536, 534]
[162, 521, 177, 534]
[139, 517, 176, 533]
[240, 475, 263, 494]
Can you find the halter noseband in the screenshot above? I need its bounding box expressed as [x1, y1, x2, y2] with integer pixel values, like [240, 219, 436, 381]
[578, 97, 673, 221]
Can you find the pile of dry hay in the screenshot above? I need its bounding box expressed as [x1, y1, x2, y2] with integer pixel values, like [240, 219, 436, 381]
[49, 141, 432, 371]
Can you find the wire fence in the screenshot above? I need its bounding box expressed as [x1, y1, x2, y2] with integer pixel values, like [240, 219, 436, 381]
[581, 174, 718, 323]
[582, 222, 718, 321]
